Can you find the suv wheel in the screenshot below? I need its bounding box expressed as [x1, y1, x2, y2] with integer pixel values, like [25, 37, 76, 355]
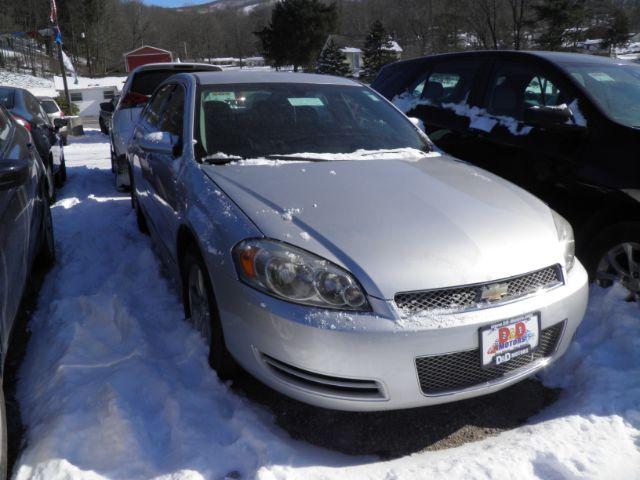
[182, 248, 239, 380]
[54, 152, 67, 188]
[588, 222, 640, 301]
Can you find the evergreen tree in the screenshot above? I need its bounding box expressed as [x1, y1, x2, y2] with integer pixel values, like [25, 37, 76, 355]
[360, 20, 395, 82]
[532, 0, 586, 50]
[601, 8, 630, 55]
[316, 39, 350, 76]
[256, 0, 338, 72]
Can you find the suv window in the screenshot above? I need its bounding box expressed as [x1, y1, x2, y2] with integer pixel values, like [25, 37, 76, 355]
[420, 59, 483, 106]
[487, 61, 568, 120]
[0, 88, 15, 109]
[143, 85, 174, 128]
[159, 86, 184, 137]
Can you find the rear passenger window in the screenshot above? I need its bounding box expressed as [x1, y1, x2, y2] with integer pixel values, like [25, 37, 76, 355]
[421, 59, 483, 106]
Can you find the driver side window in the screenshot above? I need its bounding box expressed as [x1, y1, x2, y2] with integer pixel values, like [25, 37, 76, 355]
[159, 86, 184, 138]
[143, 85, 173, 128]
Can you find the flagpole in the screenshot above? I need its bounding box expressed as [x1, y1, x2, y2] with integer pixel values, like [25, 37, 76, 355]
[57, 41, 71, 110]
[50, 0, 71, 112]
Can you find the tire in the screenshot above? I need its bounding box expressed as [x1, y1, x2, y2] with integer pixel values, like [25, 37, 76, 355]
[35, 194, 56, 269]
[130, 169, 149, 235]
[99, 117, 108, 135]
[182, 248, 239, 380]
[45, 158, 56, 204]
[54, 155, 66, 188]
[110, 144, 116, 174]
[585, 221, 640, 299]
[0, 388, 7, 480]
[115, 156, 130, 192]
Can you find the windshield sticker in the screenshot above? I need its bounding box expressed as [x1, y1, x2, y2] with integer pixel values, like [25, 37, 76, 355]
[203, 91, 236, 102]
[287, 97, 324, 107]
[588, 72, 615, 82]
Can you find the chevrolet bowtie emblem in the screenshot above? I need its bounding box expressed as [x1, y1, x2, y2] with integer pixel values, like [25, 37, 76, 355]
[480, 283, 509, 302]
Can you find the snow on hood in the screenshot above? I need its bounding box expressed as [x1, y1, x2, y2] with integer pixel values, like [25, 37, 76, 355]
[203, 154, 563, 299]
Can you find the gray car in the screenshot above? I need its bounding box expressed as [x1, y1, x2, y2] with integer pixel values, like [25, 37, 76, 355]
[127, 71, 588, 411]
[0, 104, 55, 476]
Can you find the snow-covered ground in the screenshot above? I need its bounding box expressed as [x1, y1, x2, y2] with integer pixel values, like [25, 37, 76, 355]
[0, 71, 57, 97]
[12, 132, 640, 480]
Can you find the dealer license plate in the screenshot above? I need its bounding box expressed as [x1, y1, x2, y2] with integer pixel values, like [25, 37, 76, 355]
[479, 313, 540, 368]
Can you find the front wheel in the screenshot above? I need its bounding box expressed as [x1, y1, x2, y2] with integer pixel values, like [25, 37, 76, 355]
[54, 155, 66, 188]
[587, 222, 640, 301]
[183, 249, 239, 380]
[130, 168, 148, 235]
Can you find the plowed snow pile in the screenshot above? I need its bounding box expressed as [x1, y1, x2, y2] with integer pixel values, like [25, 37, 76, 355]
[13, 131, 640, 480]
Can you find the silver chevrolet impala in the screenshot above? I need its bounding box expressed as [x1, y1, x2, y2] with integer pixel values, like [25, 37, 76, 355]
[127, 71, 588, 411]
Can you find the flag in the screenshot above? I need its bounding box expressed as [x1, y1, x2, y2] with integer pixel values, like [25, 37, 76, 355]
[50, 0, 58, 24]
[61, 48, 78, 85]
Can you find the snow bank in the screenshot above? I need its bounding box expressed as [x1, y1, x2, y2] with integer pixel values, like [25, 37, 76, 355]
[13, 131, 640, 480]
[0, 70, 56, 97]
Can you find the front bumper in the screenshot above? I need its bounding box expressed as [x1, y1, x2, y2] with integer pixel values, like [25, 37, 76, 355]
[216, 261, 588, 411]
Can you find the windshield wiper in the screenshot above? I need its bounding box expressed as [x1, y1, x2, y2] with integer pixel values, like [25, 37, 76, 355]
[264, 155, 329, 162]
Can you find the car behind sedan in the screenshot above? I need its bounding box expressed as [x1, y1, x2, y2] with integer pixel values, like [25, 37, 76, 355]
[372, 51, 640, 301]
[127, 71, 588, 411]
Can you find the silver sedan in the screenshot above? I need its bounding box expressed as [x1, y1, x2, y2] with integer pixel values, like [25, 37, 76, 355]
[127, 71, 588, 411]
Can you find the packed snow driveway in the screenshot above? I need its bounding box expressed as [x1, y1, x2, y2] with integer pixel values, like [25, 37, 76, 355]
[11, 132, 640, 480]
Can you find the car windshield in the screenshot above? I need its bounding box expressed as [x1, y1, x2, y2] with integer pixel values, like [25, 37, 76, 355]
[40, 99, 59, 114]
[564, 62, 640, 127]
[0, 87, 15, 109]
[195, 83, 430, 160]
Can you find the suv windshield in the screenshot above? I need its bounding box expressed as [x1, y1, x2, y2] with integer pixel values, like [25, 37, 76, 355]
[564, 62, 640, 127]
[195, 83, 429, 159]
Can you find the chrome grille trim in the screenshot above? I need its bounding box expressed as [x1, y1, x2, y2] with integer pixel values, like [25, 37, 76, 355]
[395, 265, 563, 316]
[415, 321, 565, 396]
[262, 354, 386, 400]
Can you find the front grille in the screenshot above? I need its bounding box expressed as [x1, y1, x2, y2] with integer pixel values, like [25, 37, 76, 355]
[395, 266, 562, 316]
[262, 354, 385, 400]
[415, 321, 565, 395]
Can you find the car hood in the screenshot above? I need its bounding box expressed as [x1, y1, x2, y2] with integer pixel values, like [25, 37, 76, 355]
[202, 155, 564, 300]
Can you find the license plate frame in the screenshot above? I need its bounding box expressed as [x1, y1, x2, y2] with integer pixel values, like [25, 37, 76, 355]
[479, 312, 541, 369]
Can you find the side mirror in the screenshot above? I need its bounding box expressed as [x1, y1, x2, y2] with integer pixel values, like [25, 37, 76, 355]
[0, 159, 29, 191]
[140, 131, 180, 156]
[53, 118, 67, 131]
[523, 105, 587, 133]
[100, 102, 114, 112]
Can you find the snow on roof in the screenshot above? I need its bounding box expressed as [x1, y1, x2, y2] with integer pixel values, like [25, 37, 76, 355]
[53, 75, 126, 91]
[0, 70, 57, 97]
[340, 47, 361, 54]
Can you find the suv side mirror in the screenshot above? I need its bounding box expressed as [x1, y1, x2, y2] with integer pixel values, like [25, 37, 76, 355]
[0, 159, 29, 190]
[100, 102, 114, 112]
[53, 117, 67, 132]
[524, 105, 586, 133]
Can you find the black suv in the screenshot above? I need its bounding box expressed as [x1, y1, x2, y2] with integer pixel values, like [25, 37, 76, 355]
[373, 51, 640, 300]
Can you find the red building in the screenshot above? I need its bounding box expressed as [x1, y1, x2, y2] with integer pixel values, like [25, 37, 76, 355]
[124, 46, 173, 72]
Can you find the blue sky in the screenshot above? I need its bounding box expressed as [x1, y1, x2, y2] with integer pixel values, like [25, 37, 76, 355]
[144, 0, 214, 7]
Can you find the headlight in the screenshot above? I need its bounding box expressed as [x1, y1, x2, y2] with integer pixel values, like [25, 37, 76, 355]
[233, 239, 370, 311]
[551, 211, 575, 271]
